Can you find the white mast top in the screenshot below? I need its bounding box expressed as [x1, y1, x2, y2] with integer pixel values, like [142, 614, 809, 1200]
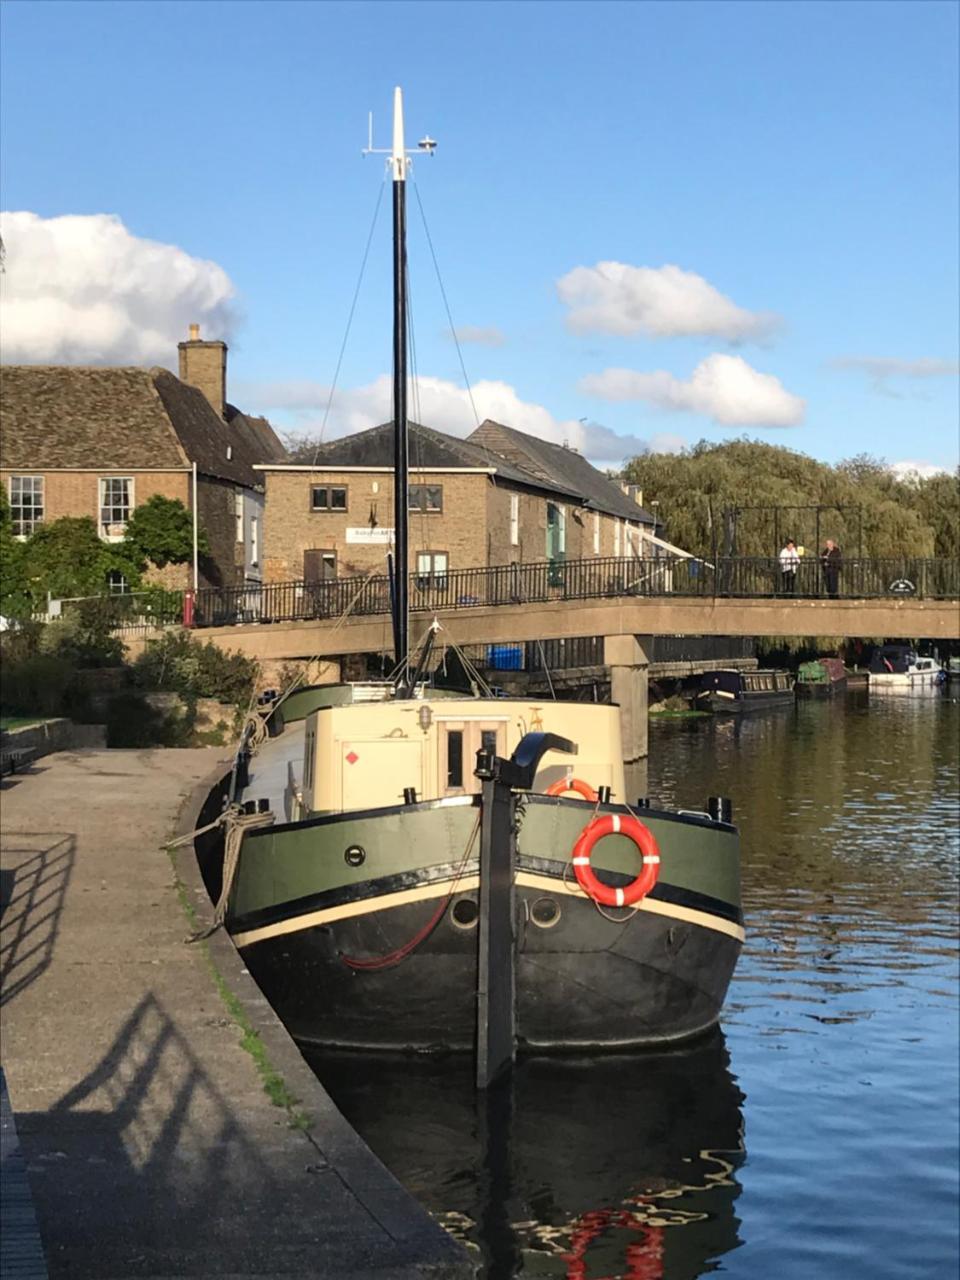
[364, 86, 436, 176]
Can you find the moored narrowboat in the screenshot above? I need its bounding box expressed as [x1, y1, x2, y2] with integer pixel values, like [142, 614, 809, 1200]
[695, 668, 795, 714]
[795, 657, 848, 699]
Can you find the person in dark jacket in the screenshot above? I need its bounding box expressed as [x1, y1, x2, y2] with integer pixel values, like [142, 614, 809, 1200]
[820, 540, 842, 598]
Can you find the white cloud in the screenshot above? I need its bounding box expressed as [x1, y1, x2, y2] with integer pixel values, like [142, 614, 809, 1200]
[0, 211, 238, 365]
[580, 354, 805, 427]
[557, 261, 779, 341]
[888, 459, 952, 482]
[449, 325, 506, 347]
[832, 356, 960, 381]
[238, 373, 655, 465]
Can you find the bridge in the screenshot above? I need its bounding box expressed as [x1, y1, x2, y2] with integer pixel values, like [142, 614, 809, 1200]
[122, 555, 958, 761]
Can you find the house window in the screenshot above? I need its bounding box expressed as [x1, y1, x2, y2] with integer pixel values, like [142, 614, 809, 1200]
[614, 519, 621, 558]
[416, 551, 448, 588]
[624, 524, 635, 557]
[250, 516, 259, 567]
[311, 485, 347, 511]
[510, 494, 519, 546]
[107, 570, 129, 595]
[409, 484, 443, 513]
[235, 490, 244, 543]
[8, 475, 44, 537]
[99, 477, 133, 539]
[593, 512, 600, 554]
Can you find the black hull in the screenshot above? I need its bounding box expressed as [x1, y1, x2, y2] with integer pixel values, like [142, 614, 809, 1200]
[238, 880, 741, 1053]
[700, 690, 795, 714]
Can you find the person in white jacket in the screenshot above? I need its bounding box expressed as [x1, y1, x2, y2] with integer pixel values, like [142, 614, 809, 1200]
[779, 539, 800, 595]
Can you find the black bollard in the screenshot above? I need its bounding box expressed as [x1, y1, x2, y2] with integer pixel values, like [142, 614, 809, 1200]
[708, 796, 733, 824]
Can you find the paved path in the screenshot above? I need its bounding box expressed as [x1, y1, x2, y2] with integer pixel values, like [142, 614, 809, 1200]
[0, 748, 472, 1279]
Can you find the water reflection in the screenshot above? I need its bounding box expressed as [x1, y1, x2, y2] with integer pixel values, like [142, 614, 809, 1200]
[310, 1034, 745, 1280]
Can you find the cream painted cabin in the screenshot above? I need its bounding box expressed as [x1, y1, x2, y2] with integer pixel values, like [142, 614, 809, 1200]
[301, 699, 625, 816]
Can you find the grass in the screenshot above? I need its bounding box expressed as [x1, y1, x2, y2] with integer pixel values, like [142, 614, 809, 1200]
[165, 843, 312, 1132]
[649, 708, 711, 719]
[0, 715, 45, 731]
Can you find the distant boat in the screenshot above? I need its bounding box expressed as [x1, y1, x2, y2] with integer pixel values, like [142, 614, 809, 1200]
[796, 657, 848, 700]
[868, 645, 944, 689]
[694, 668, 794, 713]
[946, 657, 960, 683]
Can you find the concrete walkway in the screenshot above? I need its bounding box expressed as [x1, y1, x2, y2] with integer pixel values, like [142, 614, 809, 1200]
[0, 748, 473, 1279]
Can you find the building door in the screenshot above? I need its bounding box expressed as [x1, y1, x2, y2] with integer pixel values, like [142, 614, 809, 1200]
[546, 503, 566, 586]
[303, 549, 337, 582]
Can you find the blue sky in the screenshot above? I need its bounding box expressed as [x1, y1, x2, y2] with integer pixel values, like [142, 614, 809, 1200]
[1, 0, 957, 472]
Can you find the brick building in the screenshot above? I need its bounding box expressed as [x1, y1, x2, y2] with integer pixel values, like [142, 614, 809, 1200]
[0, 328, 285, 590]
[258, 418, 655, 586]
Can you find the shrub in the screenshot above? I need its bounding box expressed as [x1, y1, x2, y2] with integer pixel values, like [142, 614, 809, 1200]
[104, 692, 193, 748]
[0, 653, 76, 718]
[133, 630, 258, 709]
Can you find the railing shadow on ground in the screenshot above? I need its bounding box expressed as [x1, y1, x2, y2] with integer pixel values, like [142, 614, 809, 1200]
[0, 833, 75, 1008]
[21, 992, 285, 1274]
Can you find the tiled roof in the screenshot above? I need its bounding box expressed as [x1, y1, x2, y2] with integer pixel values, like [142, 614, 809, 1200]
[0, 365, 285, 487]
[307, 421, 585, 501]
[468, 420, 654, 522]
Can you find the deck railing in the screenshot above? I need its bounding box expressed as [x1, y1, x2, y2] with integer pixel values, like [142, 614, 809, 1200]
[99, 555, 958, 632]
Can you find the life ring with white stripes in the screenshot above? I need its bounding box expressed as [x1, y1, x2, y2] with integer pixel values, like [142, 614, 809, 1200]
[572, 813, 661, 908]
[546, 777, 599, 802]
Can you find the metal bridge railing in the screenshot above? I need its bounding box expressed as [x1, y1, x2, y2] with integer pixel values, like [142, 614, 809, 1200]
[103, 555, 958, 631]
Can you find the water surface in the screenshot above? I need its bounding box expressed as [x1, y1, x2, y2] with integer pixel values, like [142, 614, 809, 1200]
[313, 692, 959, 1279]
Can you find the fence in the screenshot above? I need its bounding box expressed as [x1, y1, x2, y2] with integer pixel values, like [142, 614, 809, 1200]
[89, 555, 959, 633]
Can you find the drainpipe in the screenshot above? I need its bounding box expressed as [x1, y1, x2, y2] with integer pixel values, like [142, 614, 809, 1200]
[192, 462, 199, 591]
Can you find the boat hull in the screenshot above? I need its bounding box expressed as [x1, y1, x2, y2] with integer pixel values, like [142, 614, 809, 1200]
[224, 795, 742, 1053]
[699, 690, 795, 713]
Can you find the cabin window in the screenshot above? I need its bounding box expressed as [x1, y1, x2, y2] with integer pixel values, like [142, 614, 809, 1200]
[311, 485, 347, 511]
[446, 730, 464, 788]
[416, 551, 448, 588]
[99, 477, 133, 539]
[409, 484, 443, 513]
[9, 475, 44, 537]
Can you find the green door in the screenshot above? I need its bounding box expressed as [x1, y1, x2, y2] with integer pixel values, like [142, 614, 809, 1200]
[546, 503, 565, 586]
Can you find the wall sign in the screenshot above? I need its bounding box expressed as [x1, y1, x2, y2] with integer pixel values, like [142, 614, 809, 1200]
[345, 527, 395, 545]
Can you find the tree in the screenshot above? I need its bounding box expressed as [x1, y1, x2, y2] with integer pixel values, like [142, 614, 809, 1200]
[124, 494, 207, 569]
[0, 488, 30, 618]
[18, 517, 141, 608]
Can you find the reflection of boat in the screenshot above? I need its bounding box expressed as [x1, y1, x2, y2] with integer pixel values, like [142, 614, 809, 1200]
[796, 657, 848, 700]
[868, 645, 944, 689]
[695, 668, 794, 713]
[946, 657, 960, 684]
[309, 1032, 745, 1280]
[197, 89, 742, 1066]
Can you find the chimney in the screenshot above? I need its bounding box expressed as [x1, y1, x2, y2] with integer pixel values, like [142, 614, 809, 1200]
[620, 482, 643, 506]
[178, 323, 227, 419]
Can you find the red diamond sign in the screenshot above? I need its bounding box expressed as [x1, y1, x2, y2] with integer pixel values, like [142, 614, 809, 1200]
[345, 751, 359, 765]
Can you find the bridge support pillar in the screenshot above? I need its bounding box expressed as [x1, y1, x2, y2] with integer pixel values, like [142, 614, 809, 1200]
[604, 634, 651, 763]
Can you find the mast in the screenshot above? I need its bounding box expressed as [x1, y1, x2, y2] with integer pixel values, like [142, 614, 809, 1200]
[391, 87, 409, 674]
[364, 90, 436, 678]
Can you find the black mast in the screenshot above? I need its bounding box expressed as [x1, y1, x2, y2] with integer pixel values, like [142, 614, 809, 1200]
[392, 149, 409, 674]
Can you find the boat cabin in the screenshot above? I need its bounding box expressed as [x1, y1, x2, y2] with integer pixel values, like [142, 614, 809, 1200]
[869, 645, 924, 675]
[300, 696, 625, 818]
[698, 669, 793, 700]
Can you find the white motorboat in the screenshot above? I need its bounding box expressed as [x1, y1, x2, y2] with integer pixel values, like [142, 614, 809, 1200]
[868, 644, 945, 689]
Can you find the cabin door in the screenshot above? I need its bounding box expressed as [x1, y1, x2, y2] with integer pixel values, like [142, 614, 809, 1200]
[439, 720, 508, 796]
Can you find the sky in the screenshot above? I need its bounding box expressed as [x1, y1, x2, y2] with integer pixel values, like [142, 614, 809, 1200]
[1, 0, 958, 475]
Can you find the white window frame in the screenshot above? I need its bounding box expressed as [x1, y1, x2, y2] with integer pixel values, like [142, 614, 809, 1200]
[509, 493, 519, 547]
[235, 490, 244, 543]
[614, 519, 621, 558]
[416, 550, 448, 588]
[99, 476, 134, 541]
[593, 511, 600, 555]
[557, 505, 566, 554]
[250, 515, 259, 568]
[8, 475, 44, 538]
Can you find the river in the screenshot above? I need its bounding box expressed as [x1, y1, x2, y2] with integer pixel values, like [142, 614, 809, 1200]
[310, 689, 960, 1280]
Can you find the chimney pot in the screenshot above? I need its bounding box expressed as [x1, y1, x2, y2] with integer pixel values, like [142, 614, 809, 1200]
[189, 323, 200, 340]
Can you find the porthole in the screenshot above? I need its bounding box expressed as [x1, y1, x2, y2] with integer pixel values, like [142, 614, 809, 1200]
[450, 896, 479, 930]
[344, 845, 366, 867]
[530, 897, 561, 929]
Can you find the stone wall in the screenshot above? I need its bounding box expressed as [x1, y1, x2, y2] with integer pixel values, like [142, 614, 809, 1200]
[197, 475, 243, 589]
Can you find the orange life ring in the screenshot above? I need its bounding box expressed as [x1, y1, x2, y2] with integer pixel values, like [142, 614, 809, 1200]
[546, 776, 599, 802]
[572, 813, 661, 908]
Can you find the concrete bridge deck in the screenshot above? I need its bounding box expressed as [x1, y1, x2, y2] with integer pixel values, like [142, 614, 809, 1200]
[181, 594, 960, 664]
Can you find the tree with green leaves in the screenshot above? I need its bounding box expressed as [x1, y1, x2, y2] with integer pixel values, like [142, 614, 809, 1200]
[124, 494, 208, 569]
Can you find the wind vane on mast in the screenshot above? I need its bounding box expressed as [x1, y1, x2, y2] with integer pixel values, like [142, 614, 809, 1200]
[363, 86, 437, 180]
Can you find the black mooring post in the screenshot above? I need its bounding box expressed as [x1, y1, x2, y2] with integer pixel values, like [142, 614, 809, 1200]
[473, 732, 577, 1090]
[475, 768, 517, 1090]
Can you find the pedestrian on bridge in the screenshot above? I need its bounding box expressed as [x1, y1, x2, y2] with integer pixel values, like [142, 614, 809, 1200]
[779, 539, 800, 595]
[821, 540, 842, 598]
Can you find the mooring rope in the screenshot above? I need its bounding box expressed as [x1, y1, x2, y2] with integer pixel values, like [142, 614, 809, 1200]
[168, 803, 275, 942]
